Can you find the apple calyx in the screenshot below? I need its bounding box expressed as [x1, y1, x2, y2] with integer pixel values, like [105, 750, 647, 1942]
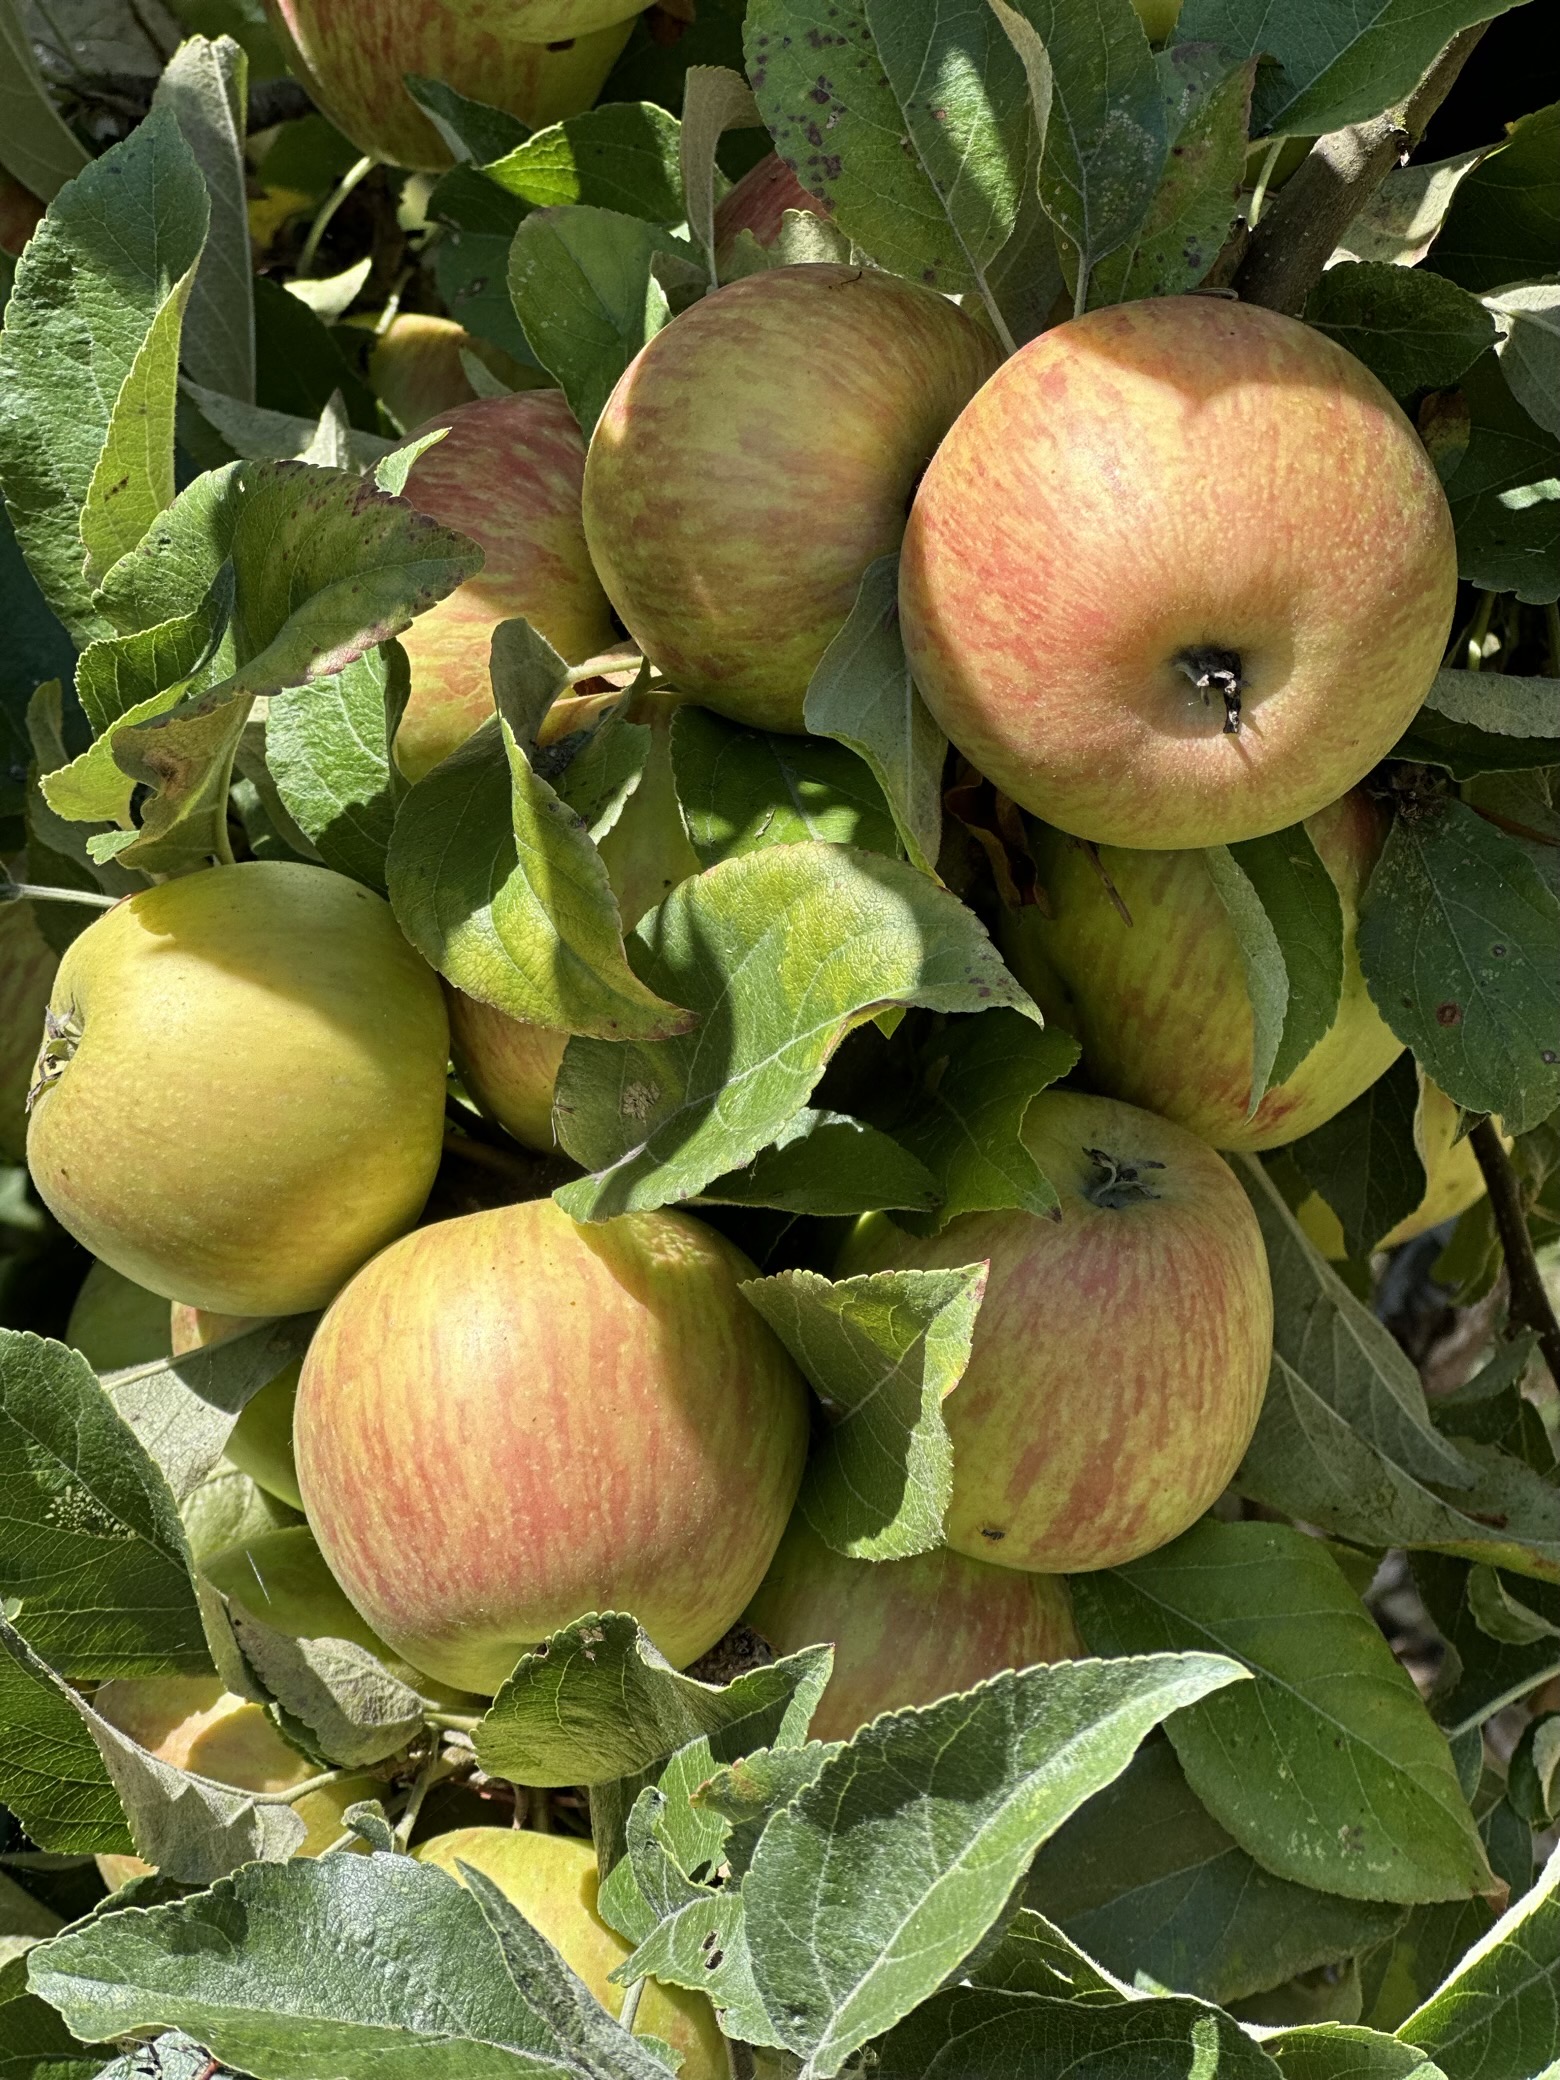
[1081, 1145, 1166, 1211]
[27, 1002, 82, 1112]
[1174, 645, 1244, 734]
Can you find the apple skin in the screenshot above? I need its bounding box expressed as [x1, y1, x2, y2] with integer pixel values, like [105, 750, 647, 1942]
[294, 1197, 810, 1692]
[26, 862, 449, 1317]
[172, 1304, 303, 1510]
[393, 390, 619, 782]
[368, 315, 542, 433]
[712, 153, 819, 271]
[840, 1091, 1272, 1574]
[1000, 790, 1403, 1153]
[744, 1517, 1081, 1742]
[1298, 1079, 1505, 1257]
[583, 263, 1002, 733]
[899, 296, 1458, 849]
[67, 1262, 172, 1373]
[414, 1828, 726, 2076]
[263, 3, 640, 172]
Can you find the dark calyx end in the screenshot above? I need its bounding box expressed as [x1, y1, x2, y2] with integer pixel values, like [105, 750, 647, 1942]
[1175, 645, 1244, 734]
[1082, 1146, 1166, 1210]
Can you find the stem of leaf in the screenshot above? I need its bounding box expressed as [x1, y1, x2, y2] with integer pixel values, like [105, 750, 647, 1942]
[1465, 591, 1495, 671]
[392, 1744, 447, 1851]
[976, 278, 1018, 359]
[273, 1769, 346, 1804]
[1470, 1119, 1560, 1389]
[425, 1712, 481, 1734]
[617, 1979, 645, 2034]
[2, 882, 118, 910]
[1071, 262, 1090, 321]
[1245, 137, 1285, 229]
[298, 156, 375, 277]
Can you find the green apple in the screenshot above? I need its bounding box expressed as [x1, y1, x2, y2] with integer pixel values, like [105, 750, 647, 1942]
[583, 263, 1001, 732]
[66, 1261, 171, 1372]
[171, 1303, 303, 1511]
[840, 1091, 1273, 1575]
[27, 862, 449, 1316]
[900, 296, 1457, 849]
[744, 1517, 1080, 1742]
[414, 1827, 726, 2076]
[1297, 1077, 1507, 1257]
[1000, 790, 1403, 1152]
[295, 1197, 810, 1692]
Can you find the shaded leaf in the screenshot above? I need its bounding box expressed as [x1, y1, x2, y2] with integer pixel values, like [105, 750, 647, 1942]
[481, 103, 683, 223]
[670, 704, 900, 869]
[1288, 1054, 1428, 1262]
[508, 205, 677, 436]
[152, 33, 254, 405]
[1306, 263, 1497, 399]
[699, 1108, 940, 1216]
[0, 1616, 131, 1856]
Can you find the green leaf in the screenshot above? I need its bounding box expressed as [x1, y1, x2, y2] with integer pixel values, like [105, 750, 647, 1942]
[803, 556, 945, 875]
[680, 64, 760, 280]
[1487, 282, 1560, 440]
[28, 1853, 678, 2077]
[1333, 149, 1489, 269]
[482, 103, 683, 223]
[739, 1653, 1245, 2076]
[1072, 1520, 1499, 1907]
[0, 1330, 207, 1680]
[1287, 1054, 1428, 1261]
[153, 34, 255, 405]
[474, 1611, 831, 1788]
[1305, 263, 1498, 399]
[508, 205, 676, 437]
[0, 108, 209, 643]
[1175, 0, 1528, 139]
[552, 842, 1039, 1219]
[403, 75, 530, 164]
[224, 1613, 425, 1771]
[1263, 2026, 1447, 2078]
[265, 643, 407, 891]
[1399, 1842, 1560, 2077]
[1392, 706, 1560, 782]
[699, 1108, 940, 1216]
[181, 383, 400, 470]
[0, 1617, 131, 1856]
[743, 1264, 986, 1560]
[875, 1985, 1283, 2077]
[0, 0, 90, 201]
[1425, 667, 1560, 738]
[1427, 100, 1560, 295]
[1358, 792, 1560, 1133]
[670, 705, 900, 869]
[1443, 351, 1560, 605]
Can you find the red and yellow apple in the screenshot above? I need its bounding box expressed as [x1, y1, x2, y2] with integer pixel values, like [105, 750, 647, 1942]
[368, 314, 542, 433]
[712, 153, 819, 272]
[1000, 790, 1403, 1152]
[1297, 1077, 1506, 1257]
[900, 296, 1457, 848]
[414, 1827, 725, 2075]
[840, 1091, 1272, 1574]
[27, 862, 449, 1316]
[583, 263, 1001, 732]
[744, 1517, 1081, 1742]
[294, 1197, 810, 1692]
[172, 1304, 303, 1510]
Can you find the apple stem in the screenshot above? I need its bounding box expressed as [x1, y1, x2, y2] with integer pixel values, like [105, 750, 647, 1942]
[392, 1743, 453, 1851]
[617, 1978, 645, 2034]
[2, 881, 118, 911]
[1245, 138, 1286, 230]
[426, 1711, 481, 1734]
[297, 154, 374, 278]
[1470, 1120, 1560, 1390]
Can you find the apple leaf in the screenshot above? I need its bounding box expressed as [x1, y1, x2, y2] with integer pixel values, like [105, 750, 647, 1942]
[0, 1331, 208, 1679]
[1286, 1054, 1428, 1261]
[1424, 666, 1560, 738]
[224, 1613, 426, 1770]
[613, 1884, 780, 2050]
[474, 1611, 832, 1788]
[480, 102, 684, 223]
[553, 841, 1039, 1219]
[265, 642, 408, 891]
[1487, 282, 1560, 439]
[1333, 148, 1490, 269]
[1306, 263, 1498, 399]
[694, 1743, 843, 1881]
[152, 34, 255, 408]
[87, 2032, 224, 2080]
[681, 65, 760, 281]
[874, 1985, 1283, 2077]
[0, 107, 208, 644]
[803, 557, 945, 876]
[963, 1905, 1125, 2001]
[72, 563, 236, 739]
[1261, 2029, 1447, 2078]
[1391, 706, 1560, 782]
[1072, 1521, 1500, 1907]
[669, 705, 900, 869]
[1426, 101, 1560, 295]
[1442, 351, 1560, 604]
[0, 0, 90, 200]
[0, 1947, 106, 2080]
[27, 1853, 677, 2077]
[508, 204, 678, 437]
[1398, 1841, 1560, 2074]
[402, 75, 529, 164]
[1358, 792, 1560, 1132]
[182, 383, 401, 470]
[0, 1616, 132, 1855]
[698, 1108, 941, 1216]
[741, 1264, 987, 1561]
[738, 1653, 1245, 2076]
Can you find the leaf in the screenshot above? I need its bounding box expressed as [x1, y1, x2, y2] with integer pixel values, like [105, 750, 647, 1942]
[670, 704, 900, 869]
[0, 108, 209, 643]
[743, 1264, 986, 1559]
[680, 65, 760, 280]
[1288, 1054, 1428, 1262]
[0, 1331, 207, 1680]
[552, 842, 1040, 1219]
[0, 0, 90, 200]
[1424, 666, 1560, 738]
[225, 1612, 425, 1770]
[1399, 1840, 1560, 2077]
[739, 1653, 1245, 2076]
[1427, 100, 1560, 295]
[802, 557, 945, 875]
[1487, 282, 1560, 439]
[182, 383, 399, 469]
[403, 75, 530, 163]
[28, 1853, 677, 2077]
[0, 1617, 131, 1855]
[1175, 0, 1529, 139]
[153, 34, 255, 405]
[265, 643, 406, 891]
[1358, 792, 1560, 1133]
[1306, 264, 1498, 399]
[1072, 1520, 1499, 1907]
[475, 1611, 832, 1788]
[875, 1985, 1283, 2077]
[699, 1108, 941, 1216]
[1443, 351, 1560, 605]
[1258, 2026, 1445, 2078]
[1393, 705, 1560, 782]
[481, 103, 684, 223]
[1333, 148, 1490, 269]
[508, 205, 676, 437]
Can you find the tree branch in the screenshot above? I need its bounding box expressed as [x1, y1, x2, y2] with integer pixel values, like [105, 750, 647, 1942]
[1233, 25, 1488, 316]
[1470, 1119, 1560, 1389]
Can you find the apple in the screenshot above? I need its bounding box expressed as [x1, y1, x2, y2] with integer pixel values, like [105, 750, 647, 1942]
[170, 1304, 303, 1510]
[27, 862, 449, 1317]
[1297, 1077, 1507, 1257]
[414, 1827, 725, 2075]
[180, 1460, 301, 1573]
[583, 263, 1002, 733]
[899, 296, 1458, 849]
[744, 1517, 1081, 1743]
[839, 1090, 1272, 1574]
[92, 1675, 379, 1890]
[1000, 790, 1403, 1153]
[0, 172, 42, 258]
[66, 1261, 171, 1373]
[712, 153, 820, 272]
[368, 314, 540, 434]
[263, 3, 642, 173]
[393, 390, 619, 782]
[294, 1196, 810, 1692]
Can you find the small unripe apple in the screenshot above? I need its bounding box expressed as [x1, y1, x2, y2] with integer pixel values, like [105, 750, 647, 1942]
[368, 315, 541, 433]
[414, 1827, 725, 2076]
[295, 1197, 810, 1692]
[67, 1261, 171, 1373]
[744, 1517, 1081, 1742]
[171, 1304, 303, 1511]
[27, 862, 449, 1316]
[840, 1091, 1272, 1574]
[1297, 1079, 1507, 1257]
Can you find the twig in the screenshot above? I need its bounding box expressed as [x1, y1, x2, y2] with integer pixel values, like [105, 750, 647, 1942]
[1470, 1119, 1560, 1389]
[2, 881, 118, 910]
[1234, 26, 1488, 315]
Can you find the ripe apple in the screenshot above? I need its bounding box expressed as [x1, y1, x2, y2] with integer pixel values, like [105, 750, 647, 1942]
[27, 862, 449, 1317]
[414, 1827, 725, 2075]
[67, 1261, 171, 1373]
[393, 390, 619, 781]
[840, 1091, 1272, 1574]
[900, 296, 1458, 849]
[368, 314, 539, 433]
[744, 1517, 1081, 1743]
[712, 153, 819, 272]
[583, 263, 1002, 732]
[263, 3, 642, 172]
[1000, 790, 1403, 1153]
[171, 1304, 303, 1510]
[92, 1675, 379, 1890]
[294, 1197, 809, 1692]
[1297, 1077, 1507, 1257]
